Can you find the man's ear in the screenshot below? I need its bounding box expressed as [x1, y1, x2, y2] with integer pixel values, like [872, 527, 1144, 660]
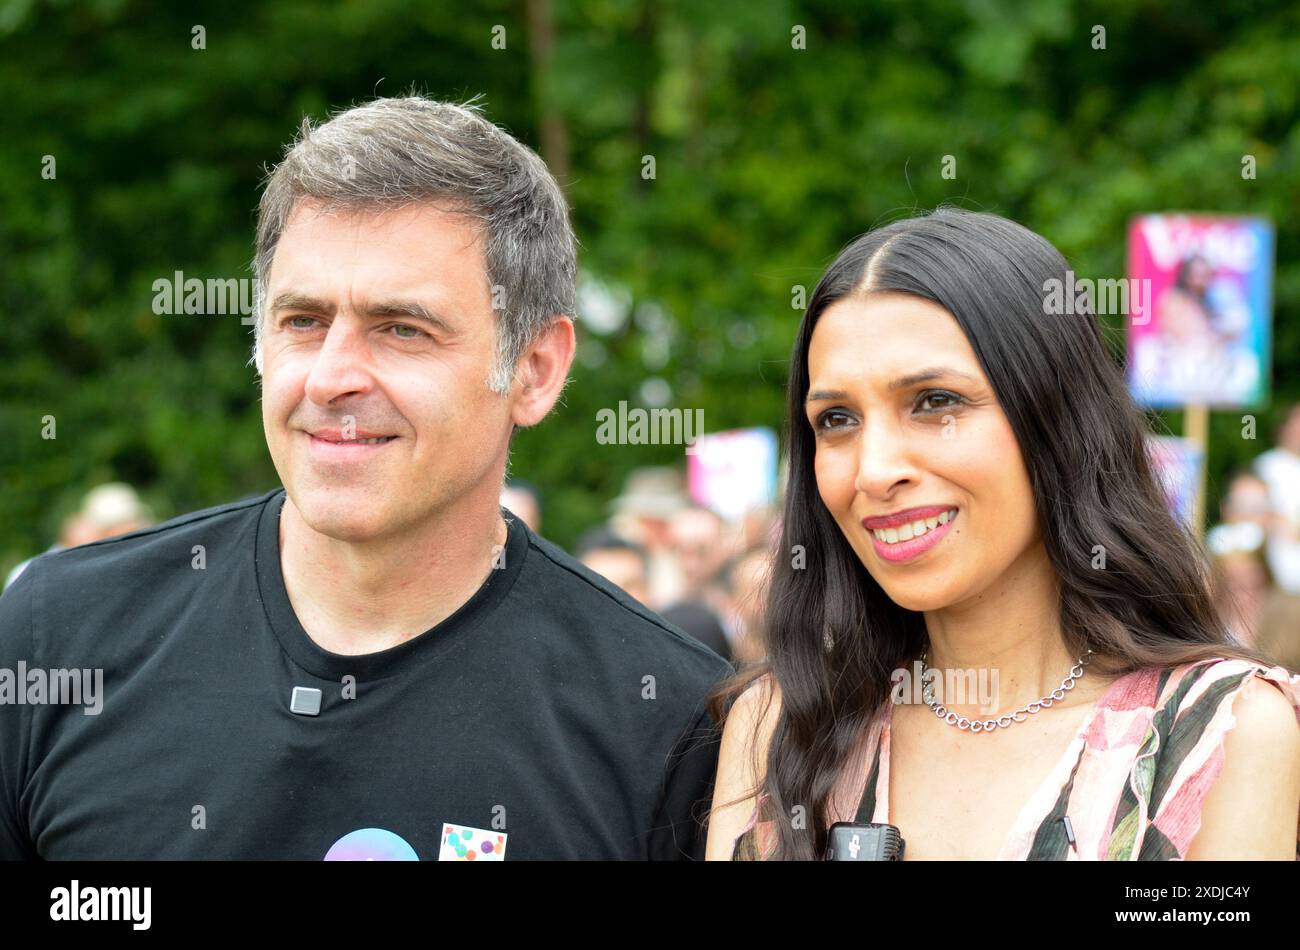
[510, 315, 576, 429]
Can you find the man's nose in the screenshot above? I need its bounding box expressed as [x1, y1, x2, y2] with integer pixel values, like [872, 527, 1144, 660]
[303, 319, 376, 406]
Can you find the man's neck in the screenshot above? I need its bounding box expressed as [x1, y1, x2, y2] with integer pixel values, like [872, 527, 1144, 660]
[278, 493, 508, 656]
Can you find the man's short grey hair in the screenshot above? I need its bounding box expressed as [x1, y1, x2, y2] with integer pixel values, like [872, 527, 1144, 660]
[251, 95, 576, 394]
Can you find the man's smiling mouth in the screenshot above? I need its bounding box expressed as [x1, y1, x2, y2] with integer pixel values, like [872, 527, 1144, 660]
[306, 427, 398, 445]
[315, 436, 396, 445]
[303, 428, 400, 456]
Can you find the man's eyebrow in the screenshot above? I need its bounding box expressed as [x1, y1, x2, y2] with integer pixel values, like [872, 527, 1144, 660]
[269, 293, 457, 336]
[270, 292, 335, 316]
[805, 367, 979, 403]
[365, 300, 458, 336]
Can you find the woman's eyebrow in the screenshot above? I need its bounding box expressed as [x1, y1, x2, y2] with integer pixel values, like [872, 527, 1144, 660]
[806, 368, 979, 404]
[806, 388, 848, 404]
[886, 367, 979, 392]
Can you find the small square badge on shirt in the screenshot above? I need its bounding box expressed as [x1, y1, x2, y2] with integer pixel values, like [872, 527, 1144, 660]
[439, 822, 506, 861]
[289, 686, 322, 716]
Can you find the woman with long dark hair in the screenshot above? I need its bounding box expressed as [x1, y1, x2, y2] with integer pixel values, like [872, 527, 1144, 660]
[705, 209, 1300, 861]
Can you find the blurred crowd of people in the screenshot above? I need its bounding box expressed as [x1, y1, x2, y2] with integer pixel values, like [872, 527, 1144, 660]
[504, 468, 776, 668]
[7, 407, 1300, 676]
[1207, 403, 1300, 669]
[509, 406, 1300, 675]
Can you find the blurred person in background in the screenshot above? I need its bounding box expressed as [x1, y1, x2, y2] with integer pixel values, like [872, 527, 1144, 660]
[576, 527, 651, 606]
[668, 506, 734, 601]
[585, 504, 738, 660]
[3, 482, 153, 591]
[1258, 597, 1300, 674]
[1209, 531, 1276, 646]
[739, 504, 781, 555]
[608, 467, 690, 608]
[1218, 468, 1300, 594]
[577, 523, 733, 662]
[657, 505, 739, 663]
[715, 547, 772, 667]
[1208, 512, 1300, 673]
[500, 478, 542, 533]
[1254, 404, 1300, 573]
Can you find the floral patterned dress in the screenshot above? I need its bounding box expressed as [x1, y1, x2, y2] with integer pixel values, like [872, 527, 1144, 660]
[732, 657, 1300, 860]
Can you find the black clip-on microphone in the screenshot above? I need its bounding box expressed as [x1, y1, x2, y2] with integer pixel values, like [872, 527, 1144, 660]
[824, 763, 905, 860]
[824, 821, 906, 860]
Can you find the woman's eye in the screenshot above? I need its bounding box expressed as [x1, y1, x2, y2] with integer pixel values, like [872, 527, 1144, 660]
[816, 410, 854, 431]
[917, 390, 961, 413]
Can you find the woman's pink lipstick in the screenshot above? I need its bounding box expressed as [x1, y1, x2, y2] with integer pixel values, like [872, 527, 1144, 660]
[862, 506, 958, 564]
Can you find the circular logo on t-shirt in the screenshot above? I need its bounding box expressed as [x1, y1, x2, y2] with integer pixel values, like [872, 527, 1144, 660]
[324, 828, 420, 861]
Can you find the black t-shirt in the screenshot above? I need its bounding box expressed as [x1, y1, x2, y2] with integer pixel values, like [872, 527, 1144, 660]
[0, 489, 732, 860]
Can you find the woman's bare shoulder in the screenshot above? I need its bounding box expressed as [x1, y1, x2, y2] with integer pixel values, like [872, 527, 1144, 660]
[705, 673, 784, 859]
[1185, 672, 1300, 859]
[733, 672, 782, 725]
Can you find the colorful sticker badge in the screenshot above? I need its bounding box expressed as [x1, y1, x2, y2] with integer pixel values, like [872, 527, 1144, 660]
[439, 822, 506, 861]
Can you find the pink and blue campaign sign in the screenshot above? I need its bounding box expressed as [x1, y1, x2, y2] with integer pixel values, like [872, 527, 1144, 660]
[1147, 435, 1205, 529]
[687, 427, 778, 521]
[1127, 215, 1274, 409]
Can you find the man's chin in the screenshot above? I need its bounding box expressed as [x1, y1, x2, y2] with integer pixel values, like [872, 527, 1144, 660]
[307, 517, 390, 543]
[287, 487, 395, 543]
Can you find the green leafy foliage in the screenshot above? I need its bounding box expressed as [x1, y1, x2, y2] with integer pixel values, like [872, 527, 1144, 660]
[2, 0, 1296, 566]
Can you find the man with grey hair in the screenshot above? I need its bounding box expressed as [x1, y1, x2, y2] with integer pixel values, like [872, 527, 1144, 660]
[0, 96, 730, 860]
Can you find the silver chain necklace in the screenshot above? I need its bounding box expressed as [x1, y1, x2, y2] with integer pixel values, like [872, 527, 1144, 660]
[919, 648, 1093, 733]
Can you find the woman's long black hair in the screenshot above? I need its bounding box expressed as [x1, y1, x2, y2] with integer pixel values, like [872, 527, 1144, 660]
[709, 208, 1272, 861]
